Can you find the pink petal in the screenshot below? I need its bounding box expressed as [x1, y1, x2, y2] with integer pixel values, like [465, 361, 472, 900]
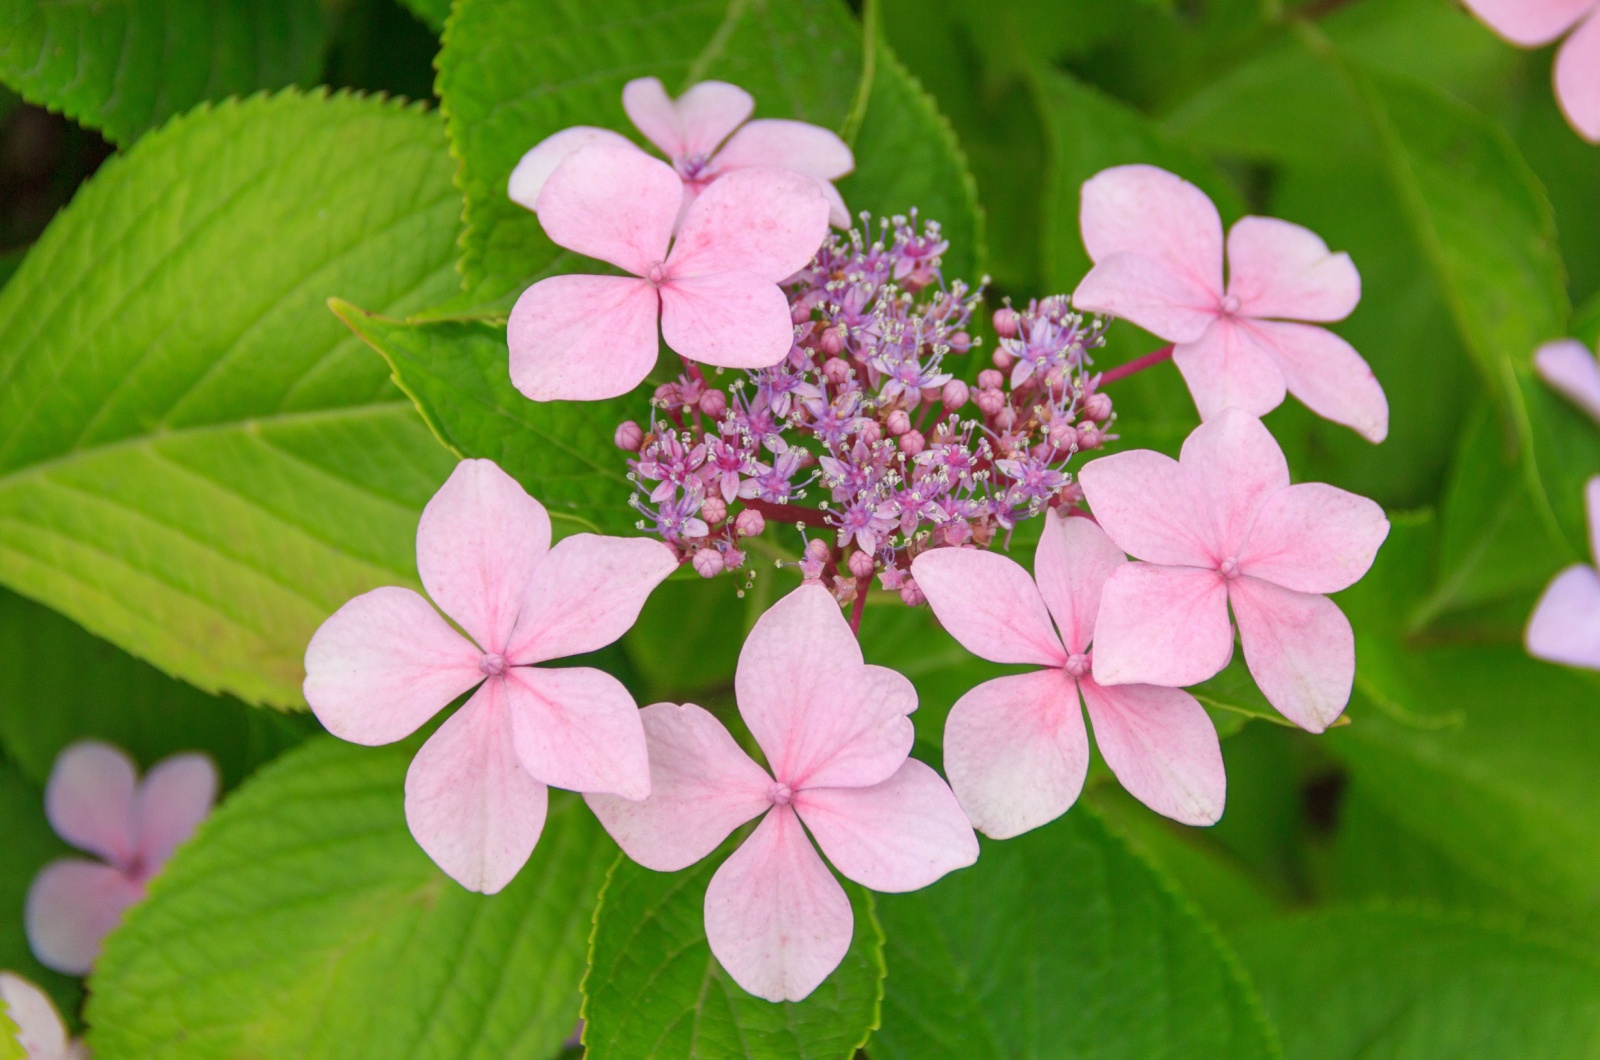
[1228, 576, 1354, 732]
[303, 586, 483, 745]
[1079, 165, 1224, 290]
[1079, 678, 1225, 826]
[507, 127, 639, 212]
[795, 758, 978, 892]
[622, 77, 753, 161]
[24, 859, 144, 974]
[1090, 563, 1233, 688]
[534, 143, 679, 274]
[704, 805, 853, 1003]
[1032, 510, 1126, 655]
[1461, 0, 1593, 45]
[1226, 216, 1360, 323]
[1587, 476, 1600, 563]
[940, 670, 1088, 839]
[44, 741, 138, 868]
[1557, 11, 1600, 142]
[667, 166, 831, 281]
[1533, 339, 1600, 423]
[416, 459, 551, 652]
[585, 702, 772, 871]
[506, 534, 678, 664]
[1179, 408, 1291, 559]
[659, 272, 794, 370]
[134, 753, 218, 870]
[508, 273, 661, 402]
[780, 664, 917, 790]
[1, 972, 70, 1060]
[1238, 482, 1390, 594]
[1527, 564, 1600, 669]
[1249, 319, 1389, 443]
[711, 120, 855, 180]
[1172, 319, 1288, 422]
[1075, 450, 1218, 567]
[911, 547, 1065, 666]
[405, 685, 549, 894]
[1072, 252, 1222, 344]
[505, 666, 650, 800]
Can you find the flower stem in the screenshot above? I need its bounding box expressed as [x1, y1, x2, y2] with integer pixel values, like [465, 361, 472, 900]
[743, 497, 831, 529]
[849, 576, 869, 636]
[1097, 344, 1174, 386]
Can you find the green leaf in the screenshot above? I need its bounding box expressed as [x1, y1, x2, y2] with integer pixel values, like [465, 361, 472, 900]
[1235, 907, 1600, 1060]
[0, 90, 465, 707]
[871, 808, 1280, 1059]
[397, 0, 451, 32]
[88, 737, 614, 1060]
[0, 761, 79, 1027]
[581, 840, 884, 1059]
[0, 0, 329, 146]
[0, 1002, 21, 1060]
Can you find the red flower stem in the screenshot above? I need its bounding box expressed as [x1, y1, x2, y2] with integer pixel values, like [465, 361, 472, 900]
[849, 576, 869, 636]
[743, 497, 831, 529]
[679, 356, 708, 387]
[1097, 344, 1174, 386]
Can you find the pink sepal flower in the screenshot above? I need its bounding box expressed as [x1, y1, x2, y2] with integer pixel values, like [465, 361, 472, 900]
[1463, 0, 1600, 141]
[1535, 337, 1600, 423]
[509, 77, 855, 227]
[1078, 409, 1390, 733]
[24, 741, 217, 975]
[508, 144, 831, 402]
[586, 584, 977, 1003]
[1527, 476, 1600, 669]
[1, 973, 87, 1060]
[303, 459, 678, 894]
[1071, 164, 1388, 443]
[912, 512, 1225, 836]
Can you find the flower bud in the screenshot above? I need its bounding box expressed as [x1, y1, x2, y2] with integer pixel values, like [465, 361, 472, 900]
[886, 409, 912, 436]
[848, 550, 876, 579]
[614, 420, 644, 451]
[857, 420, 883, 446]
[991, 349, 1015, 370]
[823, 357, 853, 386]
[994, 408, 1017, 431]
[806, 538, 831, 563]
[948, 330, 972, 353]
[792, 303, 814, 324]
[1031, 442, 1054, 461]
[723, 547, 745, 570]
[692, 549, 725, 578]
[1049, 421, 1080, 451]
[652, 383, 679, 406]
[821, 327, 846, 356]
[899, 577, 926, 607]
[699, 389, 728, 419]
[1077, 422, 1104, 449]
[733, 508, 766, 537]
[701, 495, 728, 525]
[977, 369, 1003, 390]
[975, 388, 1006, 416]
[941, 379, 970, 410]
[1083, 392, 1113, 422]
[898, 429, 926, 456]
[993, 307, 1020, 338]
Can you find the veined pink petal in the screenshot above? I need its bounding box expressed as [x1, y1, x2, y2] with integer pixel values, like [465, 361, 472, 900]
[24, 859, 143, 974]
[941, 670, 1088, 839]
[704, 806, 853, 1003]
[1557, 12, 1600, 142]
[658, 271, 794, 370]
[1072, 252, 1221, 344]
[712, 120, 855, 180]
[534, 144, 679, 274]
[1173, 319, 1289, 422]
[911, 547, 1065, 666]
[1461, 0, 1594, 45]
[585, 703, 771, 871]
[668, 167, 831, 280]
[1527, 564, 1600, 669]
[1033, 511, 1127, 654]
[1226, 216, 1360, 323]
[795, 758, 978, 892]
[623, 77, 753, 161]
[1, 972, 70, 1060]
[404, 686, 549, 894]
[1180, 409, 1291, 559]
[1238, 482, 1389, 594]
[779, 664, 917, 791]
[45, 741, 138, 868]
[1091, 564, 1233, 688]
[1534, 339, 1600, 423]
[1076, 451, 1217, 567]
[508, 127, 638, 212]
[417, 459, 552, 653]
[1080, 678, 1225, 826]
[1228, 576, 1354, 732]
[303, 586, 483, 745]
[134, 753, 218, 871]
[508, 273, 661, 402]
[1249, 319, 1389, 442]
[1079, 165, 1224, 300]
[506, 534, 678, 665]
[505, 666, 650, 800]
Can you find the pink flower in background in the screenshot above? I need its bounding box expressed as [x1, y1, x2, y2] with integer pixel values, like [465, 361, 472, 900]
[25, 741, 217, 974]
[508, 144, 831, 402]
[0, 973, 86, 1060]
[303, 459, 677, 894]
[1534, 337, 1600, 423]
[1072, 164, 1388, 443]
[1527, 476, 1600, 669]
[912, 512, 1225, 836]
[509, 77, 855, 227]
[1078, 409, 1389, 733]
[1463, 0, 1600, 141]
[587, 585, 977, 1003]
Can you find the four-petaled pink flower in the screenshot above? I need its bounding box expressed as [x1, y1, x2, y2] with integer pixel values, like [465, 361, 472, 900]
[1, 973, 86, 1060]
[509, 77, 855, 228]
[1527, 475, 1600, 669]
[1463, 0, 1600, 142]
[1534, 337, 1600, 424]
[912, 512, 1225, 836]
[303, 459, 677, 894]
[1072, 164, 1388, 443]
[586, 584, 978, 1003]
[25, 741, 217, 974]
[508, 144, 831, 402]
[1078, 409, 1390, 733]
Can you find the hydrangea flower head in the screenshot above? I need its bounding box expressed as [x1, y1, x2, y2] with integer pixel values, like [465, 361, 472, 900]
[1072, 164, 1388, 443]
[1463, 0, 1600, 141]
[25, 741, 217, 974]
[1, 973, 86, 1060]
[1534, 337, 1600, 423]
[303, 458, 677, 894]
[586, 584, 977, 1002]
[1527, 475, 1600, 669]
[912, 512, 1226, 835]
